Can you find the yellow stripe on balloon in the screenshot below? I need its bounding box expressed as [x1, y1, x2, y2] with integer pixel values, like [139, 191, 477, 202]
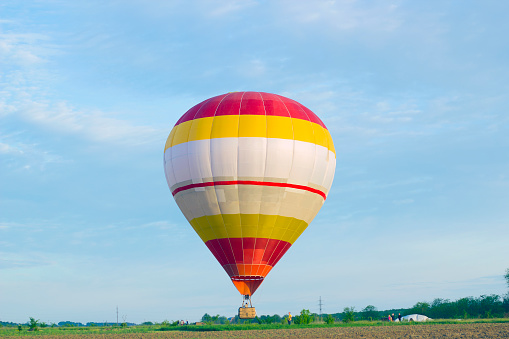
[164, 115, 335, 155]
[190, 214, 309, 244]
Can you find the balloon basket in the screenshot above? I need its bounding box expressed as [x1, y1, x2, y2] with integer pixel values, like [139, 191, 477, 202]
[238, 307, 257, 319]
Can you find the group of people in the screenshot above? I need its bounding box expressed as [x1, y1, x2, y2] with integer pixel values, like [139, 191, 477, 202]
[176, 320, 188, 325]
[386, 313, 402, 322]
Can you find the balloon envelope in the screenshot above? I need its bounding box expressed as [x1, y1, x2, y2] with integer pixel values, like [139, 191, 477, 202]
[164, 92, 336, 296]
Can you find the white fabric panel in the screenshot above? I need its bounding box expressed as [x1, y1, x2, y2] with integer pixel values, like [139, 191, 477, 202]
[175, 186, 324, 224]
[210, 138, 238, 178]
[264, 138, 294, 179]
[216, 185, 241, 215]
[163, 151, 176, 189]
[238, 137, 267, 178]
[309, 146, 329, 188]
[322, 150, 337, 193]
[187, 138, 212, 183]
[171, 153, 191, 184]
[288, 140, 316, 186]
[238, 184, 263, 215]
[165, 138, 332, 188]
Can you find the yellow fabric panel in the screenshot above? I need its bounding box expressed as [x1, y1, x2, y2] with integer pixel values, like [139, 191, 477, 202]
[164, 126, 177, 151]
[267, 115, 294, 140]
[325, 129, 336, 155]
[165, 115, 335, 154]
[291, 117, 315, 145]
[189, 214, 308, 244]
[238, 115, 267, 138]
[173, 120, 192, 145]
[211, 115, 239, 139]
[312, 122, 327, 149]
[189, 116, 214, 141]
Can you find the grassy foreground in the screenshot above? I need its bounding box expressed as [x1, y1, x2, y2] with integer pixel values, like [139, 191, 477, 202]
[1, 318, 509, 336]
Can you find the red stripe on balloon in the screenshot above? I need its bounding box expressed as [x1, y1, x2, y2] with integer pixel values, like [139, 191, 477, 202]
[172, 180, 326, 200]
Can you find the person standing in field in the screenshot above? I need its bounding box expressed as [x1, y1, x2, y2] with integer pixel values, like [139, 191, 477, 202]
[398, 313, 402, 322]
[288, 312, 292, 325]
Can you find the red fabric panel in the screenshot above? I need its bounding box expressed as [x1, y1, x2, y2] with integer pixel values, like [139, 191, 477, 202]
[239, 92, 265, 116]
[175, 92, 327, 128]
[267, 240, 291, 266]
[269, 241, 292, 266]
[260, 92, 291, 117]
[206, 238, 291, 268]
[215, 92, 243, 116]
[252, 238, 268, 263]
[229, 238, 244, 264]
[175, 99, 204, 125]
[242, 238, 256, 264]
[216, 238, 236, 264]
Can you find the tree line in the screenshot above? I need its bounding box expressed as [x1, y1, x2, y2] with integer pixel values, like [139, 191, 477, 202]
[199, 293, 509, 325]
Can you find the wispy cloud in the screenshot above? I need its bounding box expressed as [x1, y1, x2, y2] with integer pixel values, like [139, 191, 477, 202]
[16, 99, 164, 146]
[0, 32, 52, 66]
[205, 0, 258, 17]
[277, 0, 402, 32]
[0, 134, 65, 171]
[0, 255, 52, 269]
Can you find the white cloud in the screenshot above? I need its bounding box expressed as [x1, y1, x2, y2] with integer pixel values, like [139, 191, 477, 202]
[393, 198, 414, 205]
[277, 0, 402, 32]
[206, 0, 258, 17]
[0, 32, 50, 66]
[17, 100, 164, 146]
[0, 134, 65, 171]
[0, 142, 23, 154]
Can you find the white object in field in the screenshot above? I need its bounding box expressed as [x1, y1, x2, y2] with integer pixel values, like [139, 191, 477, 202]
[400, 314, 432, 322]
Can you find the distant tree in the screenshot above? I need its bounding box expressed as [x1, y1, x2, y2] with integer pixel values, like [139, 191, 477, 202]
[411, 302, 430, 315]
[342, 307, 355, 323]
[201, 313, 212, 323]
[271, 314, 282, 324]
[141, 322, 153, 326]
[28, 318, 39, 332]
[17, 325, 22, 332]
[324, 314, 334, 324]
[505, 268, 509, 290]
[361, 305, 379, 321]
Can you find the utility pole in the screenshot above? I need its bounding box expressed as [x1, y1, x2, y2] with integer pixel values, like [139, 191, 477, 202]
[318, 296, 323, 322]
[116, 306, 118, 327]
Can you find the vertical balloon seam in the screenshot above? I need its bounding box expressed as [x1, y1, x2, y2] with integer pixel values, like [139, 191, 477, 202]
[235, 92, 246, 283]
[255, 93, 290, 278]
[253, 92, 269, 275]
[293, 98, 319, 238]
[260, 94, 296, 270]
[252, 91, 268, 278]
[213, 92, 240, 279]
[200, 94, 235, 278]
[260, 94, 284, 278]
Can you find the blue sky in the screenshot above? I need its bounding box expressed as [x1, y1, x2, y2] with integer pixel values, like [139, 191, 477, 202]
[1, 0, 508, 324]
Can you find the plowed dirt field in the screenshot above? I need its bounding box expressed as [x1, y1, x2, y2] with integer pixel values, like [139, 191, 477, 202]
[3, 323, 509, 338]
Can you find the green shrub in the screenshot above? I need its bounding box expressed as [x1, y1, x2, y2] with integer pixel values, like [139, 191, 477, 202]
[342, 307, 355, 323]
[293, 309, 314, 325]
[324, 314, 334, 324]
[29, 317, 39, 331]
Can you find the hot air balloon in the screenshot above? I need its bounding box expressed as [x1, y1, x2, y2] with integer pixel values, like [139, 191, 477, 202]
[163, 92, 335, 316]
